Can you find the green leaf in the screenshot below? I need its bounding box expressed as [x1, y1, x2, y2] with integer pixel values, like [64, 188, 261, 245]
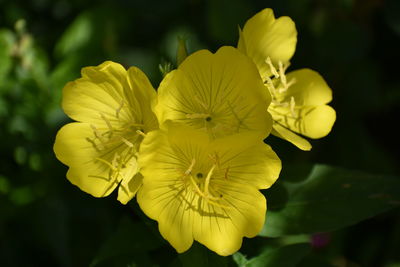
[179, 242, 228, 267]
[234, 243, 311, 267]
[261, 165, 400, 237]
[55, 11, 94, 58]
[232, 252, 248, 266]
[0, 29, 15, 82]
[90, 216, 162, 267]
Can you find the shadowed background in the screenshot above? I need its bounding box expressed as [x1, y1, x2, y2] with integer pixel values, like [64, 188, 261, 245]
[0, 0, 399, 266]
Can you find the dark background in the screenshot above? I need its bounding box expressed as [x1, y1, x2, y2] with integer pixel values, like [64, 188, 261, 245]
[0, 0, 399, 266]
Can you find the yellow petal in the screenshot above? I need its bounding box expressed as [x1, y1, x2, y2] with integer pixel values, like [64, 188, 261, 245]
[138, 185, 195, 253]
[54, 122, 139, 198]
[155, 46, 272, 139]
[62, 61, 139, 128]
[271, 105, 336, 140]
[238, 8, 297, 80]
[285, 68, 333, 106]
[271, 123, 312, 151]
[300, 105, 336, 138]
[269, 69, 336, 140]
[211, 131, 281, 189]
[117, 172, 143, 204]
[127, 66, 159, 132]
[137, 123, 280, 255]
[138, 179, 266, 256]
[194, 181, 266, 255]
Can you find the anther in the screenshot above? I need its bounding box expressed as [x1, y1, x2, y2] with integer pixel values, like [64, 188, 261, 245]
[136, 130, 146, 137]
[290, 96, 297, 118]
[184, 158, 196, 176]
[121, 137, 134, 148]
[265, 57, 279, 78]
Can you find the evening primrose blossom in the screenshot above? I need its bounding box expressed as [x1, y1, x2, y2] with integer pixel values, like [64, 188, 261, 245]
[137, 122, 281, 256]
[238, 8, 336, 150]
[53, 61, 158, 204]
[154, 46, 272, 139]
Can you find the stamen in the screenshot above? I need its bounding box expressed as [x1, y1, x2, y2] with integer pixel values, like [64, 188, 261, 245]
[180, 159, 230, 209]
[95, 157, 116, 171]
[90, 124, 107, 149]
[100, 113, 113, 131]
[86, 137, 101, 152]
[287, 77, 296, 88]
[278, 77, 296, 94]
[204, 164, 216, 196]
[278, 61, 287, 88]
[184, 158, 196, 176]
[115, 100, 124, 118]
[188, 173, 230, 208]
[208, 153, 220, 167]
[100, 113, 113, 138]
[290, 96, 296, 118]
[136, 130, 146, 137]
[121, 137, 134, 148]
[283, 61, 291, 72]
[265, 76, 277, 94]
[265, 58, 300, 120]
[265, 57, 279, 78]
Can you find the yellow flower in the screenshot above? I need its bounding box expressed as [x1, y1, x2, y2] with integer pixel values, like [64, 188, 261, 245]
[137, 122, 281, 256]
[238, 8, 336, 150]
[154, 46, 272, 139]
[53, 61, 158, 204]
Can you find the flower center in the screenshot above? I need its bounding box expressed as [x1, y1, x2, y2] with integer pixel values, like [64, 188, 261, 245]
[264, 57, 299, 119]
[182, 158, 229, 209]
[86, 110, 145, 188]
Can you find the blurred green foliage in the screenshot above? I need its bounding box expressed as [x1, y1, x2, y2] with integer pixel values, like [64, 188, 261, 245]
[0, 0, 399, 266]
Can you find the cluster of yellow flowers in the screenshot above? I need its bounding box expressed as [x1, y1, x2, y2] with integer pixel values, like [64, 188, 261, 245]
[54, 9, 335, 256]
